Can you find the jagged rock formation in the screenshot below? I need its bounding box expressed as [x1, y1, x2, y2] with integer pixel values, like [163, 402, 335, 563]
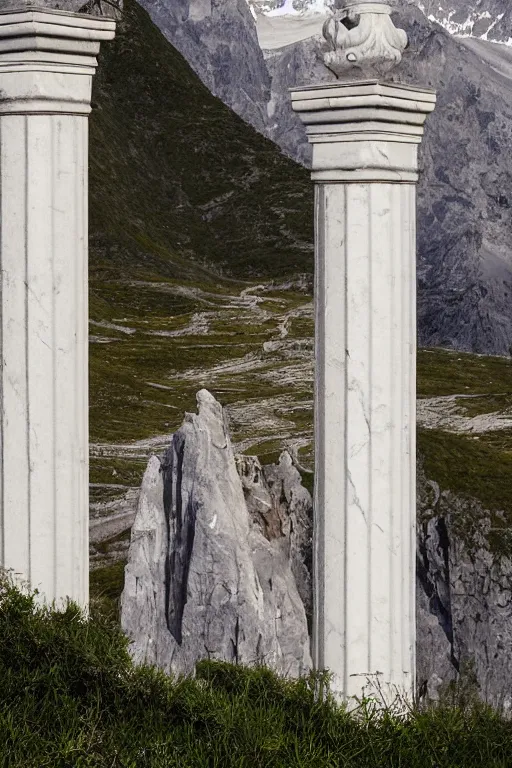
[416, 462, 512, 713]
[120, 389, 312, 678]
[236, 452, 312, 622]
[120, 389, 512, 709]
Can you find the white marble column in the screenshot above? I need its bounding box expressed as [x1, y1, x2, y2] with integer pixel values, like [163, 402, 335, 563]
[291, 80, 436, 706]
[0, 6, 115, 609]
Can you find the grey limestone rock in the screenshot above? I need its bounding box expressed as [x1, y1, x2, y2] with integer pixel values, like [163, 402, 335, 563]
[236, 451, 313, 621]
[416, 462, 512, 713]
[408, 0, 512, 45]
[119, 389, 512, 709]
[120, 389, 312, 678]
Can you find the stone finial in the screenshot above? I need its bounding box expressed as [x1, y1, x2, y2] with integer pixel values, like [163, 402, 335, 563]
[322, 1, 407, 77]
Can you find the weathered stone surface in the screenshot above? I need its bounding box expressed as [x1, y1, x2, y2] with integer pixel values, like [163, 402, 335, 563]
[120, 389, 311, 678]
[236, 451, 312, 621]
[322, 0, 408, 78]
[416, 462, 512, 714]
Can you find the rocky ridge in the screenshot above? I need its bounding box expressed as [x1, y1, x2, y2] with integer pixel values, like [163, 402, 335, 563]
[133, 0, 272, 137]
[412, 0, 512, 44]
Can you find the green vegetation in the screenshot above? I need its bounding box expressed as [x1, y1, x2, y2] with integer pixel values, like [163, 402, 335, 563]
[90, 0, 313, 284]
[89, 560, 126, 623]
[417, 348, 512, 398]
[417, 347, 512, 555]
[3, 571, 512, 768]
[87, 0, 314, 504]
[419, 427, 512, 515]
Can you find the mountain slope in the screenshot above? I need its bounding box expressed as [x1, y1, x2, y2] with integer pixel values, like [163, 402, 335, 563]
[89, 0, 313, 285]
[87, 0, 313, 453]
[132, 0, 272, 138]
[258, 6, 512, 355]
[413, 0, 512, 43]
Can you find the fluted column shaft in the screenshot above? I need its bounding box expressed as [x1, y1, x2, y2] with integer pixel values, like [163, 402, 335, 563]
[0, 7, 115, 609]
[291, 80, 436, 706]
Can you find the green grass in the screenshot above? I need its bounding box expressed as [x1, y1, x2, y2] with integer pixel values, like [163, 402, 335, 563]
[87, 0, 313, 457]
[417, 348, 512, 398]
[89, 0, 313, 285]
[417, 348, 512, 556]
[418, 428, 512, 555]
[2, 571, 512, 768]
[89, 561, 127, 623]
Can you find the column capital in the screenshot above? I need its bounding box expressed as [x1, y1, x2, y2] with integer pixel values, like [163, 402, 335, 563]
[0, 5, 116, 114]
[0, 1, 119, 18]
[291, 79, 436, 183]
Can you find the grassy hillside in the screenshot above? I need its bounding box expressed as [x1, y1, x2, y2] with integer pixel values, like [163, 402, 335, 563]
[88, 0, 313, 286]
[87, 0, 314, 457]
[2, 573, 512, 768]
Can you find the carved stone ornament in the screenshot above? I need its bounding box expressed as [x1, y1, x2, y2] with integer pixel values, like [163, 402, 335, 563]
[0, 0, 121, 19]
[322, 0, 408, 77]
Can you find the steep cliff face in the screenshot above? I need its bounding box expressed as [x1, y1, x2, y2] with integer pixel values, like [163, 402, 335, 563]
[120, 390, 312, 678]
[416, 462, 512, 713]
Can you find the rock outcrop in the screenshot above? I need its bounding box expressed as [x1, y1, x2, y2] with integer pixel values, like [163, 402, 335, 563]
[120, 389, 512, 711]
[236, 452, 313, 622]
[120, 389, 312, 678]
[410, 0, 512, 43]
[416, 462, 512, 714]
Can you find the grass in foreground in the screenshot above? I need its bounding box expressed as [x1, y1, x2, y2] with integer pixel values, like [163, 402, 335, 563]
[1, 573, 512, 768]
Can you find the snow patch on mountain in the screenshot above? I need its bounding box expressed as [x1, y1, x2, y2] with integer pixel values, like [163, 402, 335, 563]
[248, 1, 512, 47]
[416, 3, 511, 45]
[248, 0, 330, 18]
